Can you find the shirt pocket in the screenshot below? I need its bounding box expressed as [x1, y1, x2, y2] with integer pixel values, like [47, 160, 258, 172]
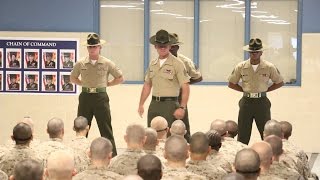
[259, 72, 270, 83]
[241, 73, 250, 82]
[97, 66, 107, 76]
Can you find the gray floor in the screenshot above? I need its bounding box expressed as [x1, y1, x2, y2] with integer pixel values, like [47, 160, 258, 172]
[309, 153, 320, 177]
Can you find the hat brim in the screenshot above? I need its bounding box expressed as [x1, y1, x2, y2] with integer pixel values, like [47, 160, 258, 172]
[82, 39, 106, 46]
[149, 34, 177, 45]
[171, 41, 183, 46]
[243, 45, 267, 52]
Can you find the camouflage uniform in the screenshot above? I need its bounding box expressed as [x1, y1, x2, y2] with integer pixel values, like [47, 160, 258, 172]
[35, 138, 89, 171]
[186, 160, 227, 180]
[0, 144, 42, 176]
[67, 136, 91, 172]
[282, 139, 312, 179]
[73, 165, 123, 180]
[219, 137, 247, 164]
[0, 170, 8, 180]
[108, 149, 145, 176]
[261, 161, 303, 180]
[144, 149, 166, 164]
[4, 138, 41, 150]
[207, 151, 233, 173]
[68, 136, 90, 154]
[162, 166, 206, 180]
[156, 139, 166, 154]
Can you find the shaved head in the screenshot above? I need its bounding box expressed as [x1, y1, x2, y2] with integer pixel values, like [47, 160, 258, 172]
[264, 135, 283, 157]
[170, 120, 186, 136]
[73, 116, 88, 132]
[206, 130, 222, 151]
[126, 124, 146, 144]
[280, 121, 292, 139]
[210, 119, 227, 136]
[47, 117, 64, 138]
[137, 154, 162, 180]
[20, 116, 34, 132]
[90, 137, 113, 160]
[164, 135, 188, 162]
[143, 128, 158, 151]
[12, 122, 33, 144]
[226, 120, 238, 138]
[150, 116, 168, 131]
[263, 120, 282, 139]
[190, 132, 209, 154]
[46, 150, 75, 179]
[251, 142, 273, 169]
[234, 149, 260, 178]
[13, 159, 44, 180]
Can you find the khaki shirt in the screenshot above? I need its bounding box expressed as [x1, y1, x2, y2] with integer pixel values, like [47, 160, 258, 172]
[71, 56, 122, 88]
[186, 160, 227, 180]
[228, 59, 283, 93]
[145, 53, 190, 97]
[177, 54, 202, 80]
[73, 165, 123, 180]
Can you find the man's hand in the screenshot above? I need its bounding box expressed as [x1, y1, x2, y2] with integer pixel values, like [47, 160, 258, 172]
[138, 106, 144, 118]
[173, 108, 185, 120]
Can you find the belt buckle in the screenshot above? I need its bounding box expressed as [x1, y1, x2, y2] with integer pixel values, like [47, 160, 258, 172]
[89, 87, 97, 93]
[155, 96, 161, 102]
[250, 93, 260, 98]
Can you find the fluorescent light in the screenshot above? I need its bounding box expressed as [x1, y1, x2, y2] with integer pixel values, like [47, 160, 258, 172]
[154, 12, 182, 17]
[176, 16, 194, 20]
[251, 11, 268, 14]
[260, 19, 287, 22]
[251, 15, 278, 19]
[101, 5, 136, 8]
[200, 19, 211, 23]
[150, 9, 163, 12]
[128, 8, 144, 11]
[155, 1, 164, 5]
[267, 22, 291, 25]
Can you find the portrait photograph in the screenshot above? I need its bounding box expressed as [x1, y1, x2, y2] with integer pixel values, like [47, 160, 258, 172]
[24, 72, 39, 91]
[60, 72, 74, 92]
[0, 71, 3, 91]
[24, 49, 39, 69]
[6, 48, 22, 69]
[42, 72, 57, 92]
[42, 49, 57, 69]
[6, 71, 21, 91]
[60, 49, 75, 69]
[0, 48, 3, 68]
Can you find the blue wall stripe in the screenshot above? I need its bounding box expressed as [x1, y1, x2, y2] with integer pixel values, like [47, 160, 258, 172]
[296, 0, 303, 86]
[143, 0, 150, 75]
[193, 0, 200, 67]
[244, 0, 251, 60]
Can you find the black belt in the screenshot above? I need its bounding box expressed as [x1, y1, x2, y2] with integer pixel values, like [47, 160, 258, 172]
[243, 92, 267, 98]
[152, 96, 178, 101]
[82, 87, 106, 93]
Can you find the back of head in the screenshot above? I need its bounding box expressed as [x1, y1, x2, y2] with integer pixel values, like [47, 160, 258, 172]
[73, 116, 88, 132]
[126, 124, 146, 145]
[143, 128, 158, 150]
[223, 172, 245, 180]
[20, 116, 35, 133]
[226, 120, 238, 138]
[210, 119, 227, 136]
[12, 122, 33, 145]
[234, 148, 260, 179]
[170, 120, 186, 136]
[280, 121, 292, 139]
[164, 135, 188, 162]
[90, 137, 113, 161]
[263, 120, 282, 139]
[46, 150, 75, 180]
[137, 154, 162, 180]
[190, 132, 209, 154]
[264, 135, 283, 157]
[13, 159, 44, 180]
[150, 116, 168, 132]
[47, 117, 64, 138]
[251, 141, 273, 169]
[206, 130, 222, 151]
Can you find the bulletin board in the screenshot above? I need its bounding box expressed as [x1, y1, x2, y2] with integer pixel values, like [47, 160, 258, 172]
[0, 38, 79, 94]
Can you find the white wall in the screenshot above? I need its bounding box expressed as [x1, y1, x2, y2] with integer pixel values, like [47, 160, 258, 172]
[0, 32, 319, 153]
